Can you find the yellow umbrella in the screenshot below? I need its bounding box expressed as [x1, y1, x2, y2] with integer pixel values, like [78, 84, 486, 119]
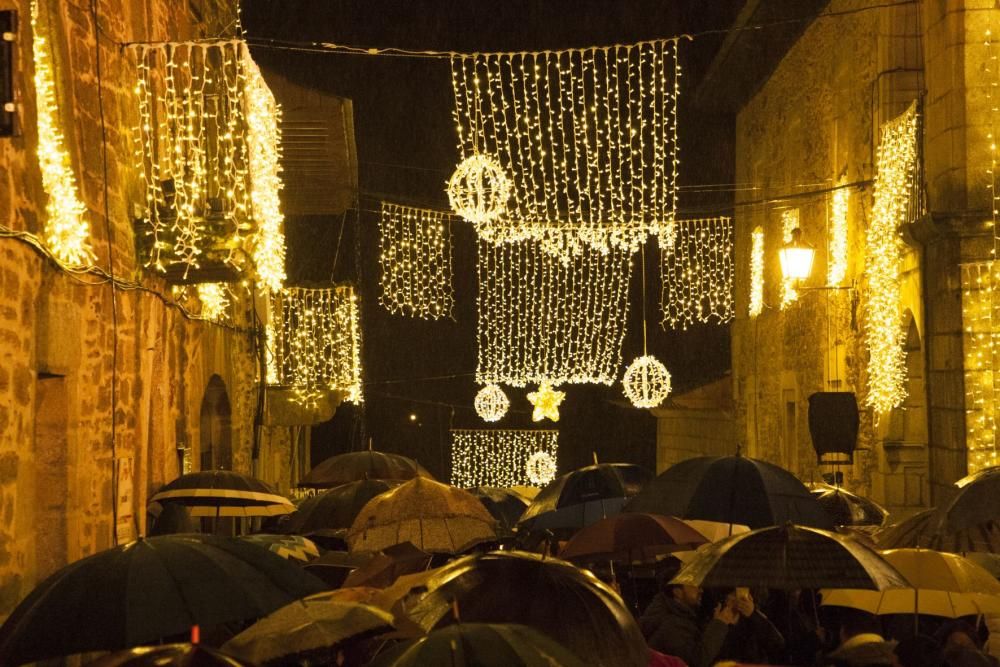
[822, 548, 1000, 618]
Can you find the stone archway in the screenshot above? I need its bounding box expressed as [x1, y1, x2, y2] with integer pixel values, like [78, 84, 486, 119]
[199, 375, 232, 471]
[874, 312, 929, 518]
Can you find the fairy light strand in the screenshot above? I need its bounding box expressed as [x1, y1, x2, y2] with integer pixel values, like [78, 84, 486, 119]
[450, 40, 681, 259]
[378, 202, 455, 320]
[31, 0, 94, 267]
[476, 239, 633, 387]
[451, 429, 558, 487]
[268, 285, 363, 403]
[749, 226, 765, 318]
[865, 102, 918, 414]
[780, 208, 800, 309]
[474, 384, 510, 422]
[196, 283, 230, 320]
[828, 189, 849, 286]
[960, 262, 1000, 474]
[660, 217, 734, 329]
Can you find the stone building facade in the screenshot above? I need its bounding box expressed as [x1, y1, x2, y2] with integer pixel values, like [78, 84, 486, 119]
[0, 0, 308, 617]
[659, 0, 998, 520]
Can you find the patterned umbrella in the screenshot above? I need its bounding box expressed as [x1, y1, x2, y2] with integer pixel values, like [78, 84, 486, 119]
[559, 513, 708, 563]
[84, 643, 254, 667]
[285, 480, 398, 534]
[149, 471, 294, 518]
[241, 534, 320, 563]
[348, 477, 497, 554]
[300, 451, 434, 489]
[808, 483, 889, 527]
[624, 455, 833, 530]
[671, 523, 908, 591]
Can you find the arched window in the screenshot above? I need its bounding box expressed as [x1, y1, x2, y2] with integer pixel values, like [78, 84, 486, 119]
[199, 375, 232, 471]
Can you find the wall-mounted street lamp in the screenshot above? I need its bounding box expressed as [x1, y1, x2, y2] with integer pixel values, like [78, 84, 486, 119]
[778, 228, 816, 283]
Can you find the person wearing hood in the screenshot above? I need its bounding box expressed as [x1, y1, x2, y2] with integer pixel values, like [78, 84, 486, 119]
[827, 611, 899, 667]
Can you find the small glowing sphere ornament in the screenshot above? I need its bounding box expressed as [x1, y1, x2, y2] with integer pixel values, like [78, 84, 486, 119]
[526, 450, 557, 486]
[527, 381, 566, 422]
[447, 154, 512, 225]
[474, 384, 509, 422]
[623, 355, 672, 409]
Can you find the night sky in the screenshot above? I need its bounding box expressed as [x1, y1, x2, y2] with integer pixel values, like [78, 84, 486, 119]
[241, 1, 741, 479]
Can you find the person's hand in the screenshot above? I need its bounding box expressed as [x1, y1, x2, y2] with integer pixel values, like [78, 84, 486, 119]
[713, 602, 739, 625]
[735, 592, 754, 618]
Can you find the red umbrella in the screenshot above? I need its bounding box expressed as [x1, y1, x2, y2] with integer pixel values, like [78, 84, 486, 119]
[559, 513, 708, 563]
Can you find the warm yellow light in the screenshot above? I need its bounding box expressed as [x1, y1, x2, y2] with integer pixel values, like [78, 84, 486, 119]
[474, 384, 509, 422]
[749, 226, 765, 318]
[865, 102, 918, 414]
[379, 202, 454, 320]
[828, 188, 849, 285]
[779, 228, 815, 282]
[661, 217, 734, 329]
[526, 450, 558, 486]
[446, 154, 512, 227]
[196, 283, 229, 320]
[527, 381, 566, 422]
[31, 0, 94, 267]
[780, 210, 801, 308]
[451, 429, 558, 487]
[622, 355, 672, 408]
[960, 262, 999, 475]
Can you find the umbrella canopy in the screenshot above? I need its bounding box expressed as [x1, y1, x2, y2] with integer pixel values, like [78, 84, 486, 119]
[822, 549, 1000, 618]
[808, 483, 889, 527]
[624, 455, 833, 529]
[240, 534, 320, 563]
[517, 463, 650, 535]
[407, 551, 648, 667]
[301, 551, 373, 589]
[937, 466, 1000, 531]
[876, 507, 1000, 553]
[348, 477, 497, 554]
[371, 623, 586, 667]
[559, 513, 708, 563]
[84, 643, 254, 667]
[149, 471, 294, 518]
[299, 451, 434, 489]
[343, 542, 433, 589]
[285, 480, 397, 534]
[470, 487, 530, 537]
[671, 523, 908, 591]
[0, 534, 326, 666]
[223, 596, 394, 666]
[876, 508, 936, 549]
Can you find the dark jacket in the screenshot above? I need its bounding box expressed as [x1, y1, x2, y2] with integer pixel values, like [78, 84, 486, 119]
[715, 609, 786, 664]
[639, 593, 729, 667]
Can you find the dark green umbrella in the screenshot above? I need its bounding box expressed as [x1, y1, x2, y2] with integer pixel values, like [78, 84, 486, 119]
[0, 534, 326, 666]
[285, 480, 397, 534]
[84, 643, 255, 666]
[372, 623, 586, 667]
[407, 551, 648, 667]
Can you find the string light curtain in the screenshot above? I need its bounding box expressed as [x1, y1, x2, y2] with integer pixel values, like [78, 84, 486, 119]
[451, 429, 558, 487]
[31, 0, 94, 266]
[268, 285, 363, 403]
[961, 263, 1000, 474]
[378, 202, 454, 319]
[131, 40, 286, 286]
[449, 40, 682, 259]
[476, 239, 632, 387]
[779, 209, 800, 309]
[196, 283, 230, 320]
[749, 226, 765, 318]
[660, 217, 734, 329]
[828, 189, 849, 286]
[865, 102, 918, 415]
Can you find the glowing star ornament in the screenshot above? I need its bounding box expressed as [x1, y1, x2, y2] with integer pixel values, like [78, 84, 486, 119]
[527, 382, 565, 422]
[447, 154, 512, 226]
[622, 355, 672, 409]
[526, 451, 558, 486]
[474, 384, 509, 422]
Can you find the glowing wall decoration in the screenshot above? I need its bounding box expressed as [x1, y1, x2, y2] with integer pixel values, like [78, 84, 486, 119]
[780, 209, 800, 309]
[828, 189, 849, 286]
[660, 217, 734, 329]
[268, 285, 363, 403]
[476, 239, 632, 387]
[451, 429, 558, 487]
[749, 226, 765, 318]
[474, 384, 509, 422]
[131, 40, 285, 285]
[196, 283, 229, 320]
[449, 40, 681, 258]
[378, 202, 454, 320]
[961, 262, 1000, 474]
[865, 102, 918, 415]
[31, 0, 94, 266]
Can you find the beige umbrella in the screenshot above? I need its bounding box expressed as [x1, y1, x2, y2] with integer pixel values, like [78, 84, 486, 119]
[348, 477, 497, 554]
[822, 549, 1000, 618]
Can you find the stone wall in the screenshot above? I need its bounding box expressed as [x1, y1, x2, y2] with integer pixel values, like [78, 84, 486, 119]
[0, 0, 291, 617]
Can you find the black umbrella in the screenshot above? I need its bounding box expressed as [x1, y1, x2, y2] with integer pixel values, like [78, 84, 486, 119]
[149, 471, 294, 517]
[285, 480, 397, 534]
[808, 483, 888, 527]
[299, 451, 435, 489]
[0, 534, 326, 666]
[517, 463, 651, 536]
[469, 487, 529, 537]
[623, 455, 833, 529]
[407, 551, 648, 667]
[84, 643, 254, 666]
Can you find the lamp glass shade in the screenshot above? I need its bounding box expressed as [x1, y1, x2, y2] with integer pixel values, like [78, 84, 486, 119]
[779, 245, 815, 281]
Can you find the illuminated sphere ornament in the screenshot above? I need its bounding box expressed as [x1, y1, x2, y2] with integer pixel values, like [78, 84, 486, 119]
[526, 450, 557, 486]
[474, 384, 510, 422]
[622, 355, 672, 409]
[447, 154, 512, 225]
[527, 381, 566, 423]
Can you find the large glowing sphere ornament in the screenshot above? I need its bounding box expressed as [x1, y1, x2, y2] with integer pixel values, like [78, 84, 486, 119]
[622, 355, 672, 409]
[527, 381, 566, 423]
[526, 450, 557, 486]
[447, 154, 512, 225]
[474, 384, 510, 423]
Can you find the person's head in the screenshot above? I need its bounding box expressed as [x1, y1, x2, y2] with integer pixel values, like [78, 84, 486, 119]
[934, 621, 981, 651]
[839, 610, 883, 644]
[668, 583, 702, 608]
